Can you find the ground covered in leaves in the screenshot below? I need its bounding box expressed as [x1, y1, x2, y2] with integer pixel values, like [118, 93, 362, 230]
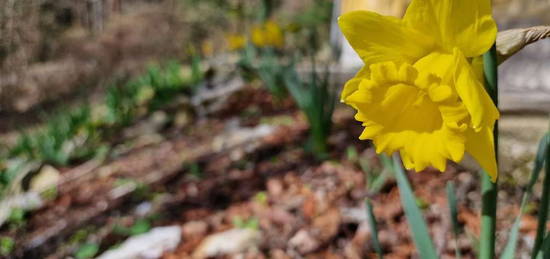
[0, 84, 542, 259]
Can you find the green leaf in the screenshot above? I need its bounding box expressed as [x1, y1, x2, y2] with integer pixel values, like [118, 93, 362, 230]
[283, 59, 335, 159]
[366, 154, 393, 194]
[528, 133, 549, 190]
[536, 233, 550, 259]
[75, 243, 99, 259]
[346, 146, 359, 163]
[500, 211, 523, 259]
[368, 170, 390, 195]
[0, 237, 14, 256]
[129, 219, 151, 236]
[392, 155, 438, 259]
[232, 216, 259, 230]
[502, 133, 549, 259]
[533, 133, 550, 258]
[365, 199, 383, 259]
[379, 154, 393, 170]
[446, 182, 462, 259]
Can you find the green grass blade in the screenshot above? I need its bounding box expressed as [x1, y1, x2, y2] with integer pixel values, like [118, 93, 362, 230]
[392, 154, 438, 259]
[529, 133, 550, 190]
[536, 233, 550, 259]
[502, 133, 549, 259]
[446, 182, 462, 259]
[369, 170, 390, 194]
[533, 133, 550, 258]
[365, 199, 383, 259]
[501, 194, 527, 259]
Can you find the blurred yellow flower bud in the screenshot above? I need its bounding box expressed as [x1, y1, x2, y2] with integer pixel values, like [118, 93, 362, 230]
[226, 34, 247, 51]
[251, 20, 285, 48]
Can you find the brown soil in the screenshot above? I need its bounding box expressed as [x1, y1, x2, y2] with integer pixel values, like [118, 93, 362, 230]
[2, 86, 538, 258]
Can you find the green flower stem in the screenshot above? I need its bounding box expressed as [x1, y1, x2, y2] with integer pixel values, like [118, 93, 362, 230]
[480, 173, 498, 259]
[479, 44, 499, 259]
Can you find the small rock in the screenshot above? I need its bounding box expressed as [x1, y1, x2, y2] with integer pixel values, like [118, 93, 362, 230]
[0, 192, 43, 227]
[266, 179, 283, 198]
[267, 208, 295, 225]
[134, 202, 153, 217]
[341, 207, 367, 223]
[174, 111, 191, 128]
[289, 229, 319, 254]
[378, 230, 399, 247]
[30, 165, 60, 193]
[96, 226, 181, 259]
[212, 124, 275, 152]
[192, 228, 261, 258]
[182, 221, 208, 238]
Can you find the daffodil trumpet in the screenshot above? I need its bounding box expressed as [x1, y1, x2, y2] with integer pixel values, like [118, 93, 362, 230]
[338, 0, 499, 181]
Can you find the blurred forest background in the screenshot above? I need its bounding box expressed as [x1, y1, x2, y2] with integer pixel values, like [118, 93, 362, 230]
[1, 0, 548, 118]
[0, 0, 549, 258]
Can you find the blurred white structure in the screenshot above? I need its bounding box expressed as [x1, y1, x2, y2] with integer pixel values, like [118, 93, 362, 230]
[331, 0, 409, 70]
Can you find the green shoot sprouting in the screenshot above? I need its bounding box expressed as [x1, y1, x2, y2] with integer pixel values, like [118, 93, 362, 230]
[283, 61, 335, 159]
[257, 48, 287, 100]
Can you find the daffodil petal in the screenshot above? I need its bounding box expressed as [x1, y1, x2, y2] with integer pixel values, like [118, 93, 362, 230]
[453, 50, 500, 129]
[471, 56, 485, 82]
[429, 84, 454, 103]
[359, 122, 384, 140]
[341, 66, 370, 102]
[466, 127, 498, 181]
[395, 129, 464, 172]
[413, 49, 498, 129]
[413, 51, 455, 84]
[443, 129, 466, 162]
[439, 103, 469, 127]
[338, 10, 434, 66]
[400, 150, 416, 170]
[345, 61, 469, 173]
[403, 0, 497, 57]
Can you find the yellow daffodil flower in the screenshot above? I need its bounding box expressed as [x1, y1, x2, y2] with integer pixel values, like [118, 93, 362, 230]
[339, 0, 500, 180]
[226, 34, 247, 51]
[251, 20, 285, 48]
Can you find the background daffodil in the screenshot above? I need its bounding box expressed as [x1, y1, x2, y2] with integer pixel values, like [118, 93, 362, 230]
[251, 20, 285, 48]
[226, 34, 247, 51]
[339, 0, 500, 180]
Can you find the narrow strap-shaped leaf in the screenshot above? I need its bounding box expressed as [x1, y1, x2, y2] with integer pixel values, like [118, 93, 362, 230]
[365, 199, 383, 259]
[446, 182, 462, 259]
[536, 232, 550, 259]
[535, 232, 550, 259]
[500, 196, 527, 259]
[392, 154, 438, 259]
[533, 133, 550, 258]
[502, 133, 549, 259]
[529, 133, 550, 190]
[500, 201, 527, 259]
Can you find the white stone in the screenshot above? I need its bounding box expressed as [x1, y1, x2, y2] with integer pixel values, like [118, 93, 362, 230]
[30, 165, 60, 193]
[288, 229, 319, 254]
[97, 226, 181, 259]
[192, 229, 261, 258]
